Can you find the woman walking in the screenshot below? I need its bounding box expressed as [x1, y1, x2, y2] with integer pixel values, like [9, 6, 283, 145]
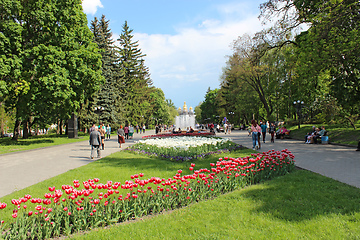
[117, 125, 125, 148]
[251, 120, 261, 150]
[106, 124, 111, 140]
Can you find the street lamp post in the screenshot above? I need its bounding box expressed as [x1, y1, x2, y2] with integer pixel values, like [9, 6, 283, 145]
[228, 112, 234, 123]
[94, 106, 104, 126]
[293, 100, 304, 129]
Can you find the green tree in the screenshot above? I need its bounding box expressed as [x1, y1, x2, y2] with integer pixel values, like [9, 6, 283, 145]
[200, 88, 221, 123]
[116, 21, 153, 126]
[90, 15, 124, 127]
[150, 88, 171, 126]
[0, 0, 103, 139]
[260, 0, 360, 127]
[166, 99, 178, 125]
[227, 34, 274, 120]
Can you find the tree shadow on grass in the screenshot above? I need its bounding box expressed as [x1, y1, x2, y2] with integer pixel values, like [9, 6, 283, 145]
[0, 138, 54, 146]
[240, 169, 360, 222]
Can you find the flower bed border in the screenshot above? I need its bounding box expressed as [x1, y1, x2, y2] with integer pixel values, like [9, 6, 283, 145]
[126, 143, 245, 162]
[0, 149, 295, 239]
[142, 131, 215, 139]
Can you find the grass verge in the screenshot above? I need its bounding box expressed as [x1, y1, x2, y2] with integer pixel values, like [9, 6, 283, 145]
[0, 133, 88, 155]
[1, 149, 360, 239]
[287, 124, 360, 146]
[69, 169, 360, 240]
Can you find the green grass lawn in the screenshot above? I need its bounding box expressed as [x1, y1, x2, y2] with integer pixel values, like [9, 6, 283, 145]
[287, 124, 360, 146]
[70, 169, 360, 240]
[1, 149, 360, 239]
[0, 133, 88, 155]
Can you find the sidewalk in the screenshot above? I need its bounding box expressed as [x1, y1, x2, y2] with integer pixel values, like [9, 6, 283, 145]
[217, 130, 360, 189]
[0, 132, 145, 198]
[1, 130, 359, 198]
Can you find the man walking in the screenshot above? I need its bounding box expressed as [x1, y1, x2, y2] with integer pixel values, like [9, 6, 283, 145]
[89, 126, 101, 159]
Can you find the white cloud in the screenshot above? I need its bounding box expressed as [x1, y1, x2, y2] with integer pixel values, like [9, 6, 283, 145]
[134, 15, 263, 86]
[82, 0, 103, 15]
[109, 3, 265, 108]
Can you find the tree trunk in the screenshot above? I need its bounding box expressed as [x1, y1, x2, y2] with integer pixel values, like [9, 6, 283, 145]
[59, 119, 63, 135]
[12, 119, 21, 141]
[345, 116, 356, 130]
[57, 119, 60, 134]
[23, 119, 29, 139]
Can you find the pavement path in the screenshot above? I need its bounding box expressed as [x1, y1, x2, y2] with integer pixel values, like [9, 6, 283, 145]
[0, 130, 359, 198]
[0, 132, 145, 198]
[217, 130, 360, 189]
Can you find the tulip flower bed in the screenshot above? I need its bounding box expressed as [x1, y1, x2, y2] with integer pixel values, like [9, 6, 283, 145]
[0, 149, 295, 239]
[141, 131, 215, 139]
[127, 136, 244, 161]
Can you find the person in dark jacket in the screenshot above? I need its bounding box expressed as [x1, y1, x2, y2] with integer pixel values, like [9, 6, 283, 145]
[89, 126, 101, 159]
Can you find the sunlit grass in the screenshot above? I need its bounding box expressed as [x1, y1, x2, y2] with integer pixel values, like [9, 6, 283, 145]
[287, 124, 360, 146]
[70, 169, 360, 240]
[0, 149, 253, 223]
[1, 148, 360, 239]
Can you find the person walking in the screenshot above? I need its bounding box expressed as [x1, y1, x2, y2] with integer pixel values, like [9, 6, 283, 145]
[142, 124, 146, 134]
[117, 126, 125, 148]
[269, 122, 276, 143]
[99, 124, 106, 150]
[124, 125, 129, 139]
[251, 120, 261, 150]
[261, 121, 267, 143]
[89, 126, 101, 159]
[89, 123, 96, 134]
[106, 124, 111, 140]
[129, 125, 134, 139]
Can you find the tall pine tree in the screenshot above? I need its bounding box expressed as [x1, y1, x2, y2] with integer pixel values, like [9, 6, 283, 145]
[90, 15, 125, 126]
[116, 21, 154, 126]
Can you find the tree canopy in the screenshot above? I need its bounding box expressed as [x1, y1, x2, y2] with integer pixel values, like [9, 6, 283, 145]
[0, 0, 103, 139]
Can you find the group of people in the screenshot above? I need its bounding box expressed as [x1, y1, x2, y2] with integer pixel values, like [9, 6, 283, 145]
[89, 123, 111, 159]
[89, 123, 147, 159]
[249, 120, 280, 150]
[217, 122, 232, 134]
[305, 126, 327, 144]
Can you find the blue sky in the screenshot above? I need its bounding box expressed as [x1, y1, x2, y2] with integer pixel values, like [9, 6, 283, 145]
[82, 0, 266, 111]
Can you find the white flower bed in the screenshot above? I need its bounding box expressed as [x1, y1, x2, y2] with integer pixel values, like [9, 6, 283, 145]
[137, 136, 230, 151]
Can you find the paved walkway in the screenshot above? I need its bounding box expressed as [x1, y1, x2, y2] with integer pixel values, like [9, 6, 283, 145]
[0, 130, 359, 198]
[217, 131, 360, 189]
[0, 132, 145, 198]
